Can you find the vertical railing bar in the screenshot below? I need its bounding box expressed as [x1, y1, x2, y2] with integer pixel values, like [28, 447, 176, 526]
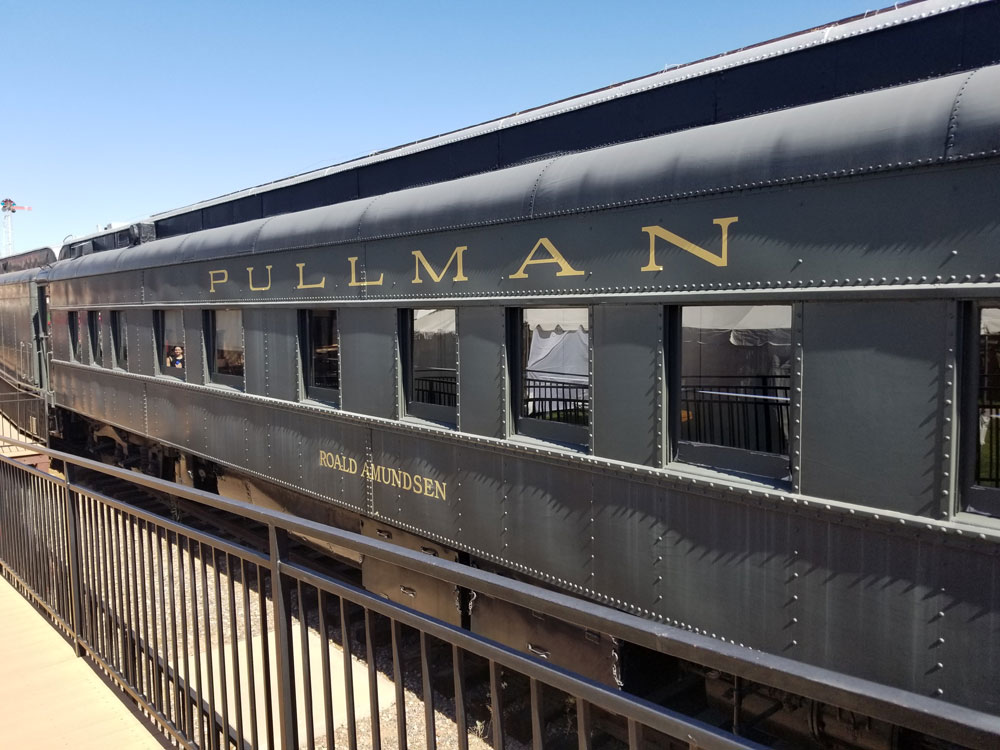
[189, 537, 208, 750]
[97, 502, 116, 669]
[137, 519, 156, 711]
[57, 482, 72, 630]
[65, 487, 86, 656]
[627, 718, 641, 750]
[227, 553, 245, 750]
[117, 508, 135, 688]
[178, 534, 193, 741]
[81, 494, 98, 653]
[269, 526, 298, 750]
[530, 677, 544, 750]
[144, 521, 163, 724]
[318, 590, 335, 750]
[167, 526, 183, 729]
[127, 512, 144, 696]
[420, 631, 436, 750]
[364, 609, 381, 750]
[156, 524, 171, 724]
[201, 542, 220, 750]
[390, 620, 407, 750]
[36, 475, 50, 610]
[452, 646, 469, 750]
[257, 563, 275, 750]
[110, 504, 129, 678]
[212, 548, 231, 745]
[489, 660, 505, 750]
[576, 698, 592, 750]
[241, 558, 260, 750]
[340, 596, 359, 750]
[298, 579, 315, 750]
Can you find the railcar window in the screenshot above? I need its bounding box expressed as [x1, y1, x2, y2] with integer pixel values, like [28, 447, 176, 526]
[205, 309, 244, 387]
[514, 307, 590, 447]
[87, 311, 102, 365]
[405, 308, 457, 425]
[968, 306, 1000, 518]
[110, 311, 127, 370]
[155, 310, 185, 378]
[68, 311, 81, 362]
[677, 305, 792, 480]
[300, 309, 339, 404]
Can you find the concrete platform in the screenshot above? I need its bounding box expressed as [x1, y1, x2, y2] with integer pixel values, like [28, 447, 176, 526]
[0, 575, 166, 749]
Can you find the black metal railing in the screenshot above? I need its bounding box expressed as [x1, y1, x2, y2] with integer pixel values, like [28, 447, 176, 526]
[524, 375, 589, 425]
[0, 439, 996, 750]
[413, 369, 457, 407]
[680, 375, 790, 455]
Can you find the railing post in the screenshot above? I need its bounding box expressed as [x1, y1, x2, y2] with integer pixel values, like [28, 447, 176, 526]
[269, 525, 298, 749]
[65, 484, 86, 657]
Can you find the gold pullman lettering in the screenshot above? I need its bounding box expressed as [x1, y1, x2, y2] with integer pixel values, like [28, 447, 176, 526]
[207, 219, 737, 293]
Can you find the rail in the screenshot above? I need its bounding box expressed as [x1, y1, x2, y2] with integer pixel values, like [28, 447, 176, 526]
[0, 438, 997, 749]
[680, 376, 790, 455]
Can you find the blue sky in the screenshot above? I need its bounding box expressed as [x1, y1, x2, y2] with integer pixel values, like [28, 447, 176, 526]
[5, 1, 886, 253]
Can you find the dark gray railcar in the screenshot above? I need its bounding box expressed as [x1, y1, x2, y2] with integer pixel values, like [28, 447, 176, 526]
[39, 64, 1000, 722]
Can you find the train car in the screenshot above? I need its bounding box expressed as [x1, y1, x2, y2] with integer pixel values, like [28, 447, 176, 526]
[29, 54, 1000, 729]
[1, 2, 999, 746]
[0, 247, 54, 441]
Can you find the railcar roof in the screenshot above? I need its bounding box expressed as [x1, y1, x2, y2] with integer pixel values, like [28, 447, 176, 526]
[59, 0, 1000, 258]
[45, 63, 1000, 281]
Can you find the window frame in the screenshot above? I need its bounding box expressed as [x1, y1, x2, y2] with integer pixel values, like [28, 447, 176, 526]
[401, 308, 458, 427]
[154, 309, 186, 380]
[509, 306, 591, 449]
[299, 308, 340, 406]
[671, 303, 794, 483]
[87, 310, 103, 366]
[959, 301, 1000, 520]
[204, 308, 245, 390]
[110, 310, 128, 371]
[68, 311, 82, 362]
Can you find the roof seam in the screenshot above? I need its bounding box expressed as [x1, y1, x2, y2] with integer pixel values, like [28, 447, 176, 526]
[945, 68, 979, 159]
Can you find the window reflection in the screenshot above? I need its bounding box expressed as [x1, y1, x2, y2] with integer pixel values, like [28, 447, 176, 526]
[160, 310, 184, 373]
[680, 305, 791, 455]
[214, 309, 244, 378]
[521, 307, 589, 426]
[411, 309, 457, 408]
[308, 310, 339, 390]
[977, 307, 1000, 489]
[111, 311, 127, 369]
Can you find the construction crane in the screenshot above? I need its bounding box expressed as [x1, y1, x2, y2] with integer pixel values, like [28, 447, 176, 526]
[1, 198, 32, 257]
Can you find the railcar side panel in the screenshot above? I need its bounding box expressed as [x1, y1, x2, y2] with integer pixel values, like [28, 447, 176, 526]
[340, 307, 397, 419]
[593, 304, 663, 466]
[799, 300, 953, 515]
[456, 307, 507, 439]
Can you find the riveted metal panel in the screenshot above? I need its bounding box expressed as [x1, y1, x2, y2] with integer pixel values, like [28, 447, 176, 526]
[936, 544, 1000, 713]
[792, 520, 939, 691]
[369, 429, 457, 535]
[130, 309, 156, 378]
[502, 456, 593, 587]
[183, 313, 205, 385]
[243, 308, 267, 396]
[147, 380, 200, 452]
[203, 393, 252, 469]
[591, 475, 669, 613]
[103, 373, 146, 435]
[656, 493, 793, 650]
[340, 306, 397, 419]
[450, 447, 505, 558]
[262, 308, 299, 401]
[457, 307, 507, 439]
[593, 304, 662, 466]
[299, 414, 370, 512]
[800, 300, 950, 515]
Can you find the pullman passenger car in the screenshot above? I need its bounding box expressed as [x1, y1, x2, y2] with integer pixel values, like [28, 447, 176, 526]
[1, 3, 999, 745]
